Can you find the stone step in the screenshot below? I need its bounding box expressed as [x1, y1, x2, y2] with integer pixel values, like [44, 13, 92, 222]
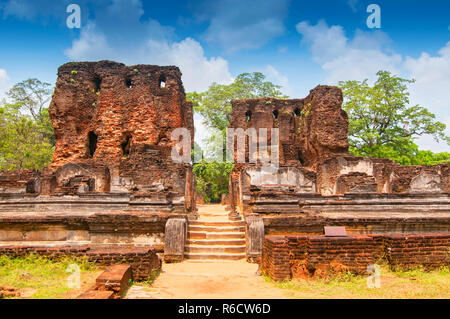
[190, 220, 246, 227]
[188, 225, 246, 232]
[188, 232, 245, 240]
[184, 245, 246, 253]
[186, 239, 246, 246]
[198, 212, 229, 217]
[184, 252, 245, 260]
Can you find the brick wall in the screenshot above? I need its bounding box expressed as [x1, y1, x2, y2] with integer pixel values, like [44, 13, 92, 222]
[261, 236, 291, 282]
[384, 233, 450, 269]
[307, 235, 382, 275]
[262, 233, 450, 281]
[0, 246, 161, 282]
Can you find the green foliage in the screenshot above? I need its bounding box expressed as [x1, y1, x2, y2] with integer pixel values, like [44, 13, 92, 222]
[265, 264, 450, 299]
[188, 72, 287, 201]
[0, 254, 98, 299]
[339, 71, 450, 165]
[188, 72, 287, 132]
[193, 160, 234, 203]
[350, 141, 450, 166]
[0, 78, 55, 171]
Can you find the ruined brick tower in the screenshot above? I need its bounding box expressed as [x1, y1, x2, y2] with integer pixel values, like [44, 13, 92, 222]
[41, 61, 195, 213]
[228, 85, 450, 219]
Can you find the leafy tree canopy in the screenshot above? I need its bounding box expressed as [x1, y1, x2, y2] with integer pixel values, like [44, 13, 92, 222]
[188, 72, 287, 132]
[339, 71, 450, 165]
[0, 79, 55, 171]
[193, 160, 234, 203]
[188, 72, 287, 201]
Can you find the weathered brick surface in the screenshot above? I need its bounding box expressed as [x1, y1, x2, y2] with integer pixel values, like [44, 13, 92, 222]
[96, 264, 132, 294]
[262, 233, 450, 281]
[0, 60, 196, 213]
[229, 86, 348, 168]
[0, 170, 40, 193]
[78, 264, 133, 299]
[228, 84, 449, 213]
[49, 61, 193, 168]
[76, 290, 115, 299]
[0, 246, 161, 282]
[383, 233, 450, 269]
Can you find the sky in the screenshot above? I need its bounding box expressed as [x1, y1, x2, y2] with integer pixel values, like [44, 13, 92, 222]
[0, 0, 449, 152]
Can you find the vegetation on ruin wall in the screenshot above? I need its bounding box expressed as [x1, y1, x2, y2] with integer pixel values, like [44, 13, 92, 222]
[0, 254, 101, 299]
[264, 264, 450, 299]
[188, 72, 287, 202]
[339, 71, 450, 165]
[0, 79, 54, 171]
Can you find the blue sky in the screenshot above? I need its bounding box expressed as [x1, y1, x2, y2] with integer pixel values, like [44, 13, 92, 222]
[0, 0, 449, 151]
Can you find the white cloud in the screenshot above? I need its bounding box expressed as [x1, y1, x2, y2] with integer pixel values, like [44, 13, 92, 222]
[265, 65, 292, 96]
[296, 20, 402, 84]
[65, 23, 114, 61]
[296, 20, 347, 65]
[404, 42, 450, 152]
[64, 0, 233, 92]
[0, 69, 10, 99]
[296, 20, 450, 152]
[404, 42, 450, 114]
[143, 38, 233, 92]
[199, 0, 288, 53]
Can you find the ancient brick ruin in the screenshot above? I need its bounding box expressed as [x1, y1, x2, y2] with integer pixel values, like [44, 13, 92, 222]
[228, 86, 449, 229]
[0, 62, 448, 283]
[228, 85, 449, 276]
[45, 61, 195, 210]
[0, 61, 196, 274]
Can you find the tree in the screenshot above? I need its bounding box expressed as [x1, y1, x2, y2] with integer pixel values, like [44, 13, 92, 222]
[6, 78, 55, 146]
[6, 78, 52, 121]
[339, 71, 450, 164]
[188, 72, 287, 132]
[193, 161, 234, 203]
[0, 78, 55, 171]
[188, 72, 288, 201]
[0, 104, 53, 170]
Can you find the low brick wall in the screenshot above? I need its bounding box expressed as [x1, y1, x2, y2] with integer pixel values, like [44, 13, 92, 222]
[384, 233, 450, 269]
[262, 233, 450, 281]
[0, 246, 161, 282]
[78, 264, 132, 299]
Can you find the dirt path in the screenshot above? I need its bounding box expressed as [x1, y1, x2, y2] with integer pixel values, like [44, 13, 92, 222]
[126, 204, 289, 299]
[126, 260, 289, 299]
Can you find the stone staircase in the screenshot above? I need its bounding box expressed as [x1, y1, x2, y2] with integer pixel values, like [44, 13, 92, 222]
[185, 205, 246, 260]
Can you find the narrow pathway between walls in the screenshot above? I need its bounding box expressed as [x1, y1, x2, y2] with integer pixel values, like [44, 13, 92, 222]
[126, 205, 289, 299]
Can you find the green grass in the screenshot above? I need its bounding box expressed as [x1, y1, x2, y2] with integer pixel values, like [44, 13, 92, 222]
[264, 264, 450, 299]
[0, 254, 101, 299]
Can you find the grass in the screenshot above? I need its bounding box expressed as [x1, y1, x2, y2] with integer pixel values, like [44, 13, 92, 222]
[0, 254, 102, 299]
[264, 264, 450, 299]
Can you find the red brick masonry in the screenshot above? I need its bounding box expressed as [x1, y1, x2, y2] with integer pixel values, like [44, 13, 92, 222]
[77, 264, 132, 299]
[262, 233, 450, 281]
[0, 246, 161, 282]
